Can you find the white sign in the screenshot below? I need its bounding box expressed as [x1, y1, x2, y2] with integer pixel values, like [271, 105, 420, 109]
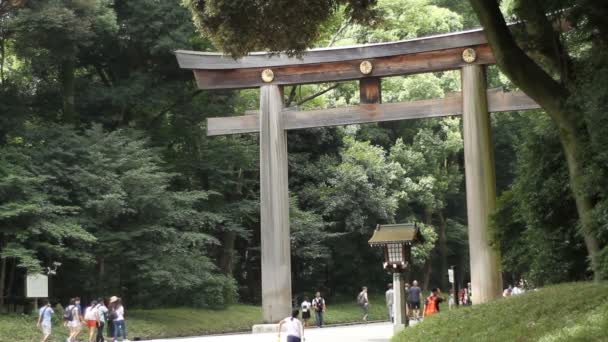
[448, 269, 454, 284]
[26, 274, 48, 298]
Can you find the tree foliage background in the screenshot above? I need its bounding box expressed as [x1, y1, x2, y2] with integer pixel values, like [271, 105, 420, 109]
[0, 0, 606, 311]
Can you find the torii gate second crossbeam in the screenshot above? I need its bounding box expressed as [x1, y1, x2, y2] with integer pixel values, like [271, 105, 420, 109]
[175, 27, 541, 323]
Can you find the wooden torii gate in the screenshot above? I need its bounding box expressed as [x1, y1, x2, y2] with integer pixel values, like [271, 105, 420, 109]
[175, 27, 540, 323]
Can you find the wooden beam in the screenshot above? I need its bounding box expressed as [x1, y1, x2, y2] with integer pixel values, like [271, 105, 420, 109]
[176, 28, 489, 70]
[206, 90, 540, 136]
[192, 45, 494, 90]
[360, 78, 382, 104]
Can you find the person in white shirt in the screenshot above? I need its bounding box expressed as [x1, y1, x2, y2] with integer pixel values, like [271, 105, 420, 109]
[110, 296, 129, 342]
[37, 299, 54, 342]
[84, 300, 100, 342]
[512, 285, 523, 296]
[385, 283, 394, 322]
[66, 298, 84, 342]
[311, 292, 326, 328]
[278, 309, 305, 342]
[300, 297, 311, 327]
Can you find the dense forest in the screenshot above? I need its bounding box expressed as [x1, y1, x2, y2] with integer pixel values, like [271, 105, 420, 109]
[0, 0, 606, 310]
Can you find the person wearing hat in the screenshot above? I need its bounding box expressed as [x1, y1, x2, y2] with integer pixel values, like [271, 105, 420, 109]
[110, 296, 128, 342]
[107, 296, 118, 339]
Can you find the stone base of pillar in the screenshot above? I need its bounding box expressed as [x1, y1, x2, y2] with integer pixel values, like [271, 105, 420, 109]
[392, 273, 408, 335]
[252, 323, 280, 334]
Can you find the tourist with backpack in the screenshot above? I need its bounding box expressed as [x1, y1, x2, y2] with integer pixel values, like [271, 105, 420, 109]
[357, 286, 369, 322]
[95, 298, 108, 342]
[312, 291, 326, 328]
[37, 299, 54, 342]
[64, 298, 84, 342]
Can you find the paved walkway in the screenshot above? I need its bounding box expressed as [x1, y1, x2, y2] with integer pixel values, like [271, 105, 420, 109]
[144, 322, 394, 342]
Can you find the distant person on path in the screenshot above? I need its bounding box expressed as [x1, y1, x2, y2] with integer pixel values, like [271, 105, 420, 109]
[110, 296, 129, 342]
[301, 296, 312, 327]
[423, 288, 445, 318]
[407, 280, 423, 320]
[385, 283, 394, 322]
[503, 285, 513, 297]
[37, 299, 54, 342]
[278, 309, 305, 342]
[65, 298, 84, 342]
[95, 298, 108, 342]
[512, 283, 523, 296]
[404, 283, 410, 318]
[448, 289, 455, 310]
[357, 286, 369, 322]
[84, 300, 100, 342]
[312, 292, 326, 328]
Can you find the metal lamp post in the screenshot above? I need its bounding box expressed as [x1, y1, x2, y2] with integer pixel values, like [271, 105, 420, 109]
[369, 223, 423, 333]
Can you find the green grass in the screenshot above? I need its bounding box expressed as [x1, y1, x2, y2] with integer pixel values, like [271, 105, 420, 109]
[393, 282, 608, 342]
[0, 295, 389, 341]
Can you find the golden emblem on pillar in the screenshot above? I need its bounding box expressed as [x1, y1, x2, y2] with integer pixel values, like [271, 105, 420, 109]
[359, 60, 373, 75]
[261, 69, 274, 83]
[462, 48, 477, 63]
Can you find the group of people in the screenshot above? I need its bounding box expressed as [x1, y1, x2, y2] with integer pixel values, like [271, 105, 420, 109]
[36, 296, 128, 342]
[503, 279, 527, 297]
[384, 280, 446, 322]
[299, 291, 326, 328]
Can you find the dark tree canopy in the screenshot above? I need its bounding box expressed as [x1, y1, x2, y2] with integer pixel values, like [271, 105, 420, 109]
[182, 0, 377, 57]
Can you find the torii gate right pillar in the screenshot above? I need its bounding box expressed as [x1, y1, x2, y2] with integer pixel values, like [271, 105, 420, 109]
[462, 64, 503, 304]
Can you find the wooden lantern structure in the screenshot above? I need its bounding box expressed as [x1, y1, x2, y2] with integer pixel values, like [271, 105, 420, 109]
[368, 223, 423, 273]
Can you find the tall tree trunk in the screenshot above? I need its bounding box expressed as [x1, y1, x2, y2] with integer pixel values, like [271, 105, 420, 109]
[0, 36, 5, 86]
[60, 59, 78, 125]
[437, 211, 449, 291]
[6, 260, 14, 303]
[422, 258, 432, 291]
[219, 231, 237, 275]
[98, 256, 105, 295]
[469, 0, 603, 280]
[559, 121, 601, 278]
[0, 257, 6, 306]
[219, 168, 244, 276]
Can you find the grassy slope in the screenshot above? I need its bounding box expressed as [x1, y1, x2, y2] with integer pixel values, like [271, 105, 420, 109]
[394, 282, 608, 342]
[0, 295, 387, 341]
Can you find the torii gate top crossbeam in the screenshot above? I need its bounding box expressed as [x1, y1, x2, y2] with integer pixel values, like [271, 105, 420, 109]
[175, 28, 497, 90]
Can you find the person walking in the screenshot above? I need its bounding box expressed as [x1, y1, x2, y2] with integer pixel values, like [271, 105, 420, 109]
[37, 299, 54, 342]
[111, 297, 129, 342]
[65, 298, 84, 342]
[300, 296, 312, 327]
[95, 298, 108, 342]
[357, 286, 369, 322]
[278, 309, 305, 342]
[84, 300, 100, 342]
[312, 292, 326, 328]
[423, 288, 445, 318]
[407, 280, 423, 321]
[385, 283, 394, 322]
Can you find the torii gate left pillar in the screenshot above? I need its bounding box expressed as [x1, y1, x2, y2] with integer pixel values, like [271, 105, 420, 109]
[259, 85, 291, 323]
